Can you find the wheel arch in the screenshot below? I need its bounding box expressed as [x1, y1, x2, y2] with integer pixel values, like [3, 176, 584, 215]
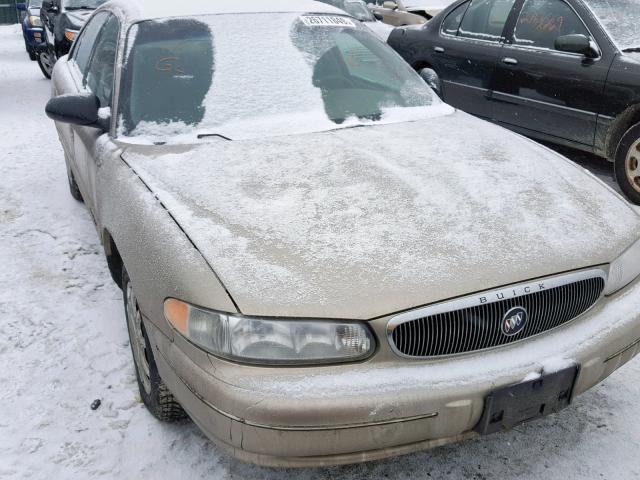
[605, 103, 640, 160]
[102, 228, 124, 290]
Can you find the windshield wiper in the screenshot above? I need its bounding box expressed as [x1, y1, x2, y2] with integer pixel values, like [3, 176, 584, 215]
[196, 133, 232, 141]
[622, 47, 640, 53]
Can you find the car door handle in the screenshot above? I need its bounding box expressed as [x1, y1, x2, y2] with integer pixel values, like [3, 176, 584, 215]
[502, 57, 518, 66]
[434, 46, 445, 53]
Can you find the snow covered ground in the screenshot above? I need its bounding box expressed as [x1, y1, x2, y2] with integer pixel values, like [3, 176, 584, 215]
[1, 24, 639, 480]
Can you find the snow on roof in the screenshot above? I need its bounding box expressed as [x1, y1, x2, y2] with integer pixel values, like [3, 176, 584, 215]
[106, 0, 345, 24]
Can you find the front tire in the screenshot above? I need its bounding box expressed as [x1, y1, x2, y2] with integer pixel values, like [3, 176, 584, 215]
[615, 124, 640, 205]
[67, 166, 84, 202]
[122, 268, 186, 422]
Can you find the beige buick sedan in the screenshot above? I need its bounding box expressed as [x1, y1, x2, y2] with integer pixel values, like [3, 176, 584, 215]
[46, 0, 640, 468]
[367, 0, 428, 26]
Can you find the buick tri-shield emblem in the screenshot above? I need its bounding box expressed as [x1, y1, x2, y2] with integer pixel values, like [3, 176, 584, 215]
[501, 307, 528, 336]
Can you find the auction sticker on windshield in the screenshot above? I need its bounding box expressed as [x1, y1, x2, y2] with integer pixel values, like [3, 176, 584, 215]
[300, 15, 356, 27]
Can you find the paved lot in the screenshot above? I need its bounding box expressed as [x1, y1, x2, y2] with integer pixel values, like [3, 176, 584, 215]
[1, 25, 638, 480]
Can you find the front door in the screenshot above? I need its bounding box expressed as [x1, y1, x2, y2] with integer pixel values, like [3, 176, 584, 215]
[491, 0, 611, 147]
[54, 11, 108, 208]
[430, 0, 517, 119]
[73, 13, 119, 211]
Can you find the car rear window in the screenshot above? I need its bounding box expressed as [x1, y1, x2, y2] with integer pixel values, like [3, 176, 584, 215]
[441, 1, 470, 36]
[458, 0, 516, 42]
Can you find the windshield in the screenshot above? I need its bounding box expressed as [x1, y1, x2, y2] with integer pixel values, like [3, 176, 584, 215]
[29, 0, 43, 7]
[119, 13, 439, 141]
[583, 0, 640, 50]
[318, 0, 376, 22]
[63, 0, 107, 9]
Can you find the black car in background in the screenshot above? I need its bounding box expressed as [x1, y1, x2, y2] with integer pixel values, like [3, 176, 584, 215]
[388, 0, 640, 204]
[38, 0, 106, 79]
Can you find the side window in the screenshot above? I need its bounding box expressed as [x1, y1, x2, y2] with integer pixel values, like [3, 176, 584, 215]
[514, 0, 590, 50]
[70, 12, 108, 75]
[85, 15, 120, 107]
[441, 1, 470, 36]
[458, 0, 517, 42]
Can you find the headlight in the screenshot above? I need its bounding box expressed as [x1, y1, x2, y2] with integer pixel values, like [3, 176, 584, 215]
[164, 299, 375, 365]
[65, 29, 79, 42]
[28, 16, 42, 27]
[605, 238, 640, 295]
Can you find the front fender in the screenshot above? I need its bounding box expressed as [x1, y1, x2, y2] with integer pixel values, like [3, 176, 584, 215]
[94, 141, 238, 338]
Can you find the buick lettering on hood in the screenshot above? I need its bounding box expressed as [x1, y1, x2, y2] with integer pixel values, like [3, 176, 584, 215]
[45, 0, 640, 467]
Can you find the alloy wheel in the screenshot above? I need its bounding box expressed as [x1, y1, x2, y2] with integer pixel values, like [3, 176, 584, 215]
[126, 282, 152, 395]
[39, 52, 55, 77]
[626, 139, 640, 193]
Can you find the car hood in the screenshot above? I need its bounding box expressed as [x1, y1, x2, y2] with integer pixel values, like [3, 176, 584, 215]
[122, 111, 640, 319]
[618, 52, 640, 67]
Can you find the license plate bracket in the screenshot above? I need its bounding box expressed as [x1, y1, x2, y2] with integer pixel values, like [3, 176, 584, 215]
[474, 365, 579, 435]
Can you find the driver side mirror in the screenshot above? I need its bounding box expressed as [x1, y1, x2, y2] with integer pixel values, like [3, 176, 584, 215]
[16, 3, 27, 11]
[45, 93, 109, 131]
[555, 34, 599, 59]
[383, 1, 398, 10]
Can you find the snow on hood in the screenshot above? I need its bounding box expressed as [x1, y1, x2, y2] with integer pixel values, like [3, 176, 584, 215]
[123, 111, 640, 319]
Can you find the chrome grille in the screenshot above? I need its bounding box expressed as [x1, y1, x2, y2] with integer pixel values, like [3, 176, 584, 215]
[388, 269, 606, 358]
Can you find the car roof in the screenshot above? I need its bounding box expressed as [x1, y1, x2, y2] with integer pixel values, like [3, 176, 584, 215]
[105, 0, 345, 24]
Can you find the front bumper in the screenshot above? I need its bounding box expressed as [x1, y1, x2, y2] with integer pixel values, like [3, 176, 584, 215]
[147, 277, 640, 467]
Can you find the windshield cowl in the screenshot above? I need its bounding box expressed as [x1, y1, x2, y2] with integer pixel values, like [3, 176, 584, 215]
[117, 104, 454, 145]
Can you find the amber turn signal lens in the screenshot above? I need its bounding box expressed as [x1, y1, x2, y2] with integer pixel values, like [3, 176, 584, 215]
[64, 30, 77, 42]
[164, 298, 190, 334]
